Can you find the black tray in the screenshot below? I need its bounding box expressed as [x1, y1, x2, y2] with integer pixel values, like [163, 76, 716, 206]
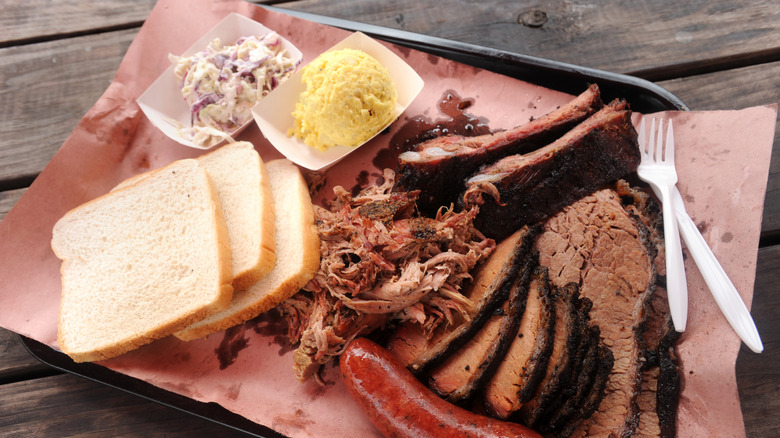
[21, 6, 687, 438]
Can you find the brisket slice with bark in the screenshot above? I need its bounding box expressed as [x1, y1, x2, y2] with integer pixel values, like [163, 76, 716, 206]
[462, 99, 640, 241]
[425, 256, 542, 404]
[402, 225, 541, 378]
[635, 309, 680, 438]
[539, 325, 604, 435]
[525, 293, 595, 430]
[393, 84, 602, 215]
[386, 227, 537, 369]
[535, 185, 657, 437]
[480, 266, 557, 418]
[619, 180, 681, 438]
[558, 344, 614, 437]
[511, 282, 588, 426]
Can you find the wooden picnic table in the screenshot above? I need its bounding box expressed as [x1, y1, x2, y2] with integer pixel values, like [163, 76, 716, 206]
[1, 1, 778, 436]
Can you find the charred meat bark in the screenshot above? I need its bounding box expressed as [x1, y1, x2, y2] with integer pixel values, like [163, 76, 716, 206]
[558, 344, 614, 436]
[481, 267, 556, 418]
[462, 99, 640, 240]
[425, 254, 539, 404]
[386, 227, 536, 368]
[404, 225, 540, 377]
[655, 328, 681, 438]
[394, 84, 602, 215]
[617, 180, 681, 438]
[540, 325, 602, 434]
[513, 282, 587, 427]
[536, 186, 657, 437]
[635, 311, 681, 438]
[279, 169, 496, 382]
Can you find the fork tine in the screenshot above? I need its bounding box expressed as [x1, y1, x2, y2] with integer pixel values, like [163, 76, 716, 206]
[665, 119, 675, 164]
[638, 118, 646, 152]
[649, 118, 657, 160]
[659, 118, 666, 162]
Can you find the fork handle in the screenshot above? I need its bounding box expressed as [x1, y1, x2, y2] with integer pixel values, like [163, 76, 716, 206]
[660, 186, 688, 332]
[672, 189, 764, 352]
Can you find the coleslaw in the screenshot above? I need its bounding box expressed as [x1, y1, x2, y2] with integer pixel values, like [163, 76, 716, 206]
[170, 32, 299, 147]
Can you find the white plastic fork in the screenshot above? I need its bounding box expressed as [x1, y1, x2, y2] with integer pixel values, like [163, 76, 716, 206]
[639, 119, 763, 352]
[637, 118, 688, 332]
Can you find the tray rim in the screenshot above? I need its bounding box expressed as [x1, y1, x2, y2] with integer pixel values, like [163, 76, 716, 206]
[20, 6, 689, 438]
[266, 6, 689, 114]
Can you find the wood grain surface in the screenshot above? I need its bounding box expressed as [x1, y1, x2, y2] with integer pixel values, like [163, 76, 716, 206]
[0, 0, 777, 436]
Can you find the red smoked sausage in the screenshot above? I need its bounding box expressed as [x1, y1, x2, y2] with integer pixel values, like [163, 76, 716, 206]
[340, 337, 543, 438]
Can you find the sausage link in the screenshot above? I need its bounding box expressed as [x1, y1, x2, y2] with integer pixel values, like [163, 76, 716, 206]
[340, 337, 543, 438]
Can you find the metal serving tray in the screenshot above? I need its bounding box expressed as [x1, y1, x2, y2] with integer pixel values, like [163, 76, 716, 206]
[21, 6, 687, 437]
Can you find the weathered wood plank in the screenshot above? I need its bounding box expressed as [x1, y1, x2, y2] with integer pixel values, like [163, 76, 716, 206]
[736, 245, 780, 438]
[0, 373, 251, 437]
[4, 0, 780, 77]
[0, 30, 136, 189]
[0, 246, 774, 437]
[3, 29, 777, 234]
[0, 1, 155, 46]
[0, 0, 284, 46]
[659, 61, 780, 239]
[0, 327, 52, 384]
[275, 0, 780, 78]
[0, 188, 23, 220]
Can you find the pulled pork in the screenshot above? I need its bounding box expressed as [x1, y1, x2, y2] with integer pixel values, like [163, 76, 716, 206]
[279, 169, 496, 382]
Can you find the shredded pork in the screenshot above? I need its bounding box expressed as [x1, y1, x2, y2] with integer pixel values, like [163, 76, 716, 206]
[279, 169, 495, 381]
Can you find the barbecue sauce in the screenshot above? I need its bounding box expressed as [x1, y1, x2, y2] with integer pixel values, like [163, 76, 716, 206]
[373, 89, 492, 171]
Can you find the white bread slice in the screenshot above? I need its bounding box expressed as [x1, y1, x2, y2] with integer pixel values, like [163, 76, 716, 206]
[52, 159, 233, 362]
[176, 159, 321, 341]
[198, 142, 276, 289]
[113, 142, 276, 290]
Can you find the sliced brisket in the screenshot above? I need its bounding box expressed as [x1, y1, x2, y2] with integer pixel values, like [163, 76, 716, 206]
[393, 84, 602, 215]
[426, 257, 538, 404]
[513, 282, 586, 426]
[619, 180, 681, 438]
[462, 99, 640, 240]
[535, 186, 657, 437]
[386, 227, 535, 369]
[481, 267, 556, 418]
[635, 305, 680, 438]
[540, 325, 603, 433]
[404, 225, 541, 377]
[558, 344, 614, 436]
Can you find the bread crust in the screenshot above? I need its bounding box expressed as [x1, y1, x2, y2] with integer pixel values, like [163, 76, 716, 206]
[53, 159, 233, 362]
[175, 159, 321, 341]
[111, 142, 277, 290]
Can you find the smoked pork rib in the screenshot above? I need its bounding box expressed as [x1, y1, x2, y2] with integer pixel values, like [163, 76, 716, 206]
[535, 186, 657, 437]
[462, 99, 640, 240]
[393, 84, 602, 215]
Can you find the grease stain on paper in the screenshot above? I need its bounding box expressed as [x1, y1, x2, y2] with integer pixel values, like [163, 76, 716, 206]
[251, 309, 296, 356]
[272, 407, 315, 434]
[225, 382, 242, 401]
[215, 325, 250, 370]
[173, 351, 191, 363]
